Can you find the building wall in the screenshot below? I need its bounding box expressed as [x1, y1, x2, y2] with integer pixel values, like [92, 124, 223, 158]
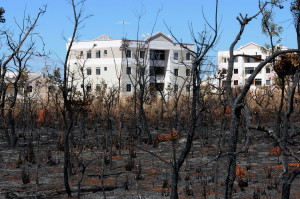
[217, 42, 285, 89]
[67, 32, 194, 98]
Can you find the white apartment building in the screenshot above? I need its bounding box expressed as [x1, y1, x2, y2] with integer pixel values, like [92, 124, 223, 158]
[218, 42, 288, 89]
[67, 32, 194, 97]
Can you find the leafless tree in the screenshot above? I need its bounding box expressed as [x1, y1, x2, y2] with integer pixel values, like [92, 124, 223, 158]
[61, 0, 91, 196]
[0, 6, 46, 147]
[223, 1, 300, 198]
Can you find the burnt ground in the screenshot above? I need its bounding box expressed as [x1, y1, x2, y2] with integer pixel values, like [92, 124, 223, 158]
[0, 124, 299, 199]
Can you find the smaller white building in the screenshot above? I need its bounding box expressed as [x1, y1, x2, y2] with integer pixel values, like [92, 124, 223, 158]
[5, 71, 50, 100]
[218, 42, 288, 89]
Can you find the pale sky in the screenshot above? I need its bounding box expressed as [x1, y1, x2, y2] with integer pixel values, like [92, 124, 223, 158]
[0, 0, 297, 72]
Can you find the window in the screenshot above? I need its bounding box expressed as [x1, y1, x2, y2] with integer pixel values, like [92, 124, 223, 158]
[174, 84, 178, 92]
[221, 69, 227, 75]
[150, 67, 165, 76]
[174, 69, 178, 76]
[266, 67, 270, 73]
[254, 55, 261, 62]
[186, 53, 191, 61]
[96, 84, 101, 92]
[186, 85, 190, 92]
[174, 52, 178, 60]
[126, 67, 131, 75]
[155, 83, 164, 92]
[27, 85, 33, 93]
[234, 69, 238, 74]
[96, 50, 101, 58]
[104, 50, 107, 55]
[96, 67, 100, 75]
[150, 50, 165, 60]
[126, 84, 131, 92]
[234, 57, 238, 62]
[266, 80, 271, 85]
[186, 69, 190, 76]
[104, 67, 107, 71]
[245, 57, 251, 63]
[152, 67, 164, 75]
[245, 67, 254, 74]
[140, 51, 145, 59]
[87, 50, 91, 59]
[126, 49, 131, 58]
[222, 57, 227, 63]
[255, 79, 262, 86]
[87, 67, 92, 75]
[234, 80, 238, 85]
[86, 84, 92, 92]
[80, 51, 83, 57]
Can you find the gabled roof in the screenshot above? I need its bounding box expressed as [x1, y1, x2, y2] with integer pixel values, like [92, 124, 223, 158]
[93, 34, 113, 41]
[5, 72, 44, 83]
[144, 31, 174, 43]
[237, 42, 262, 51]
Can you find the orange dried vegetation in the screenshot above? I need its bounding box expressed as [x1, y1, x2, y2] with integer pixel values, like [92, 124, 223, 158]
[270, 146, 281, 155]
[155, 130, 180, 143]
[236, 166, 247, 178]
[267, 163, 300, 170]
[37, 107, 50, 123]
[225, 106, 231, 117]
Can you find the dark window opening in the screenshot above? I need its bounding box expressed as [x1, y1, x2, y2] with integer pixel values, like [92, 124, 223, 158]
[96, 67, 100, 75]
[140, 51, 145, 59]
[245, 67, 254, 75]
[87, 68, 92, 75]
[126, 67, 131, 75]
[174, 52, 178, 60]
[255, 79, 262, 86]
[174, 84, 178, 92]
[126, 50, 131, 58]
[150, 50, 165, 60]
[150, 67, 164, 76]
[174, 69, 178, 76]
[126, 84, 131, 92]
[96, 50, 100, 58]
[86, 84, 92, 92]
[150, 83, 164, 92]
[87, 50, 91, 59]
[186, 53, 191, 61]
[186, 69, 191, 76]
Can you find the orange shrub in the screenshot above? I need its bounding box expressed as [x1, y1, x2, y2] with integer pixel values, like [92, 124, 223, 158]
[155, 130, 180, 143]
[269, 146, 281, 155]
[236, 166, 247, 178]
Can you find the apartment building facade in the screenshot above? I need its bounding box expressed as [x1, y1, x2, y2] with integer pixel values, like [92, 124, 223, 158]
[67, 32, 194, 97]
[218, 42, 288, 89]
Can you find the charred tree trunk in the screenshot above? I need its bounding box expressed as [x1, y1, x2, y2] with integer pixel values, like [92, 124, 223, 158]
[170, 167, 179, 199]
